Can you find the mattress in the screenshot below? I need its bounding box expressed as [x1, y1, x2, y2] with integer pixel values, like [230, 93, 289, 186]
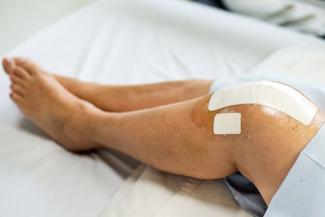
[1, 0, 325, 216]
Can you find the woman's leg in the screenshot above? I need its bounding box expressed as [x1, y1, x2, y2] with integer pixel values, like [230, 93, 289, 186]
[2, 57, 213, 112]
[3, 57, 324, 204]
[54, 75, 213, 112]
[2, 57, 236, 180]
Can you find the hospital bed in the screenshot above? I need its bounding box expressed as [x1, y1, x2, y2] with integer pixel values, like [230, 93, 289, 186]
[1, 0, 325, 216]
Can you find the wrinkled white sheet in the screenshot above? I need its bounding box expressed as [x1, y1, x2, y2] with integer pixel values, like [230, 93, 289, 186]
[1, 0, 325, 216]
[100, 165, 250, 217]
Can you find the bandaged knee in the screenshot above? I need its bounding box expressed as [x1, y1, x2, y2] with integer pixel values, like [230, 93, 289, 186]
[208, 80, 317, 135]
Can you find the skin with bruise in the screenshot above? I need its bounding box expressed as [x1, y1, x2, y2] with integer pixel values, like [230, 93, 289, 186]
[2, 57, 325, 205]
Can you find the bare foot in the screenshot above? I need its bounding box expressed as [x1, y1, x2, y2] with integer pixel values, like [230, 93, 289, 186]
[2, 57, 101, 152]
[3, 57, 123, 112]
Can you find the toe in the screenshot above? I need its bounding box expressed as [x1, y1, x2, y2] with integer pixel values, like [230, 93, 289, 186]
[12, 66, 31, 80]
[14, 57, 39, 75]
[2, 57, 15, 75]
[10, 84, 25, 97]
[10, 92, 23, 104]
[10, 74, 26, 87]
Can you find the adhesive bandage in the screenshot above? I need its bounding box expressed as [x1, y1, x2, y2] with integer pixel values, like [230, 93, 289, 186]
[208, 80, 318, 135]
[213, 113, 241, 135]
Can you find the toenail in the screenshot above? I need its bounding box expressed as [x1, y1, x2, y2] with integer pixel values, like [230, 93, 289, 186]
[16, 57, 26, 62]
[4, 57, 11, 62]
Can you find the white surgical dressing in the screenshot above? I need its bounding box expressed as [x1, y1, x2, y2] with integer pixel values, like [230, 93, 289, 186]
[208, 80, 317, 126]
[213, 113, 241, 135]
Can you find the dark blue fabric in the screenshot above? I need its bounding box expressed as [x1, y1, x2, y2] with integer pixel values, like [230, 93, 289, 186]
[225, 174, 267, 217]
[192, 0, 228, 9]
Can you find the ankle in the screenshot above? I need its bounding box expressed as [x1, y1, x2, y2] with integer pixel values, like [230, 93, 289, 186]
[87, 110, 120, 150]
[62, 101, 103, 151]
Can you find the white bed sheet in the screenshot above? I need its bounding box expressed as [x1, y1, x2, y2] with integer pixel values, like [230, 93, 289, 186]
[1, 0, 325, 216]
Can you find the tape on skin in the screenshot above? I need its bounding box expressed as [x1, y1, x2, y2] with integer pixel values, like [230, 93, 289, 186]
[213, 113, 241, 135]
[209, 81, 317, 128]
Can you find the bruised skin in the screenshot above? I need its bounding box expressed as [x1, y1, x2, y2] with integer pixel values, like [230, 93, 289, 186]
[189, 82, 325, 204]
[2, 57, 101, 152]
[212, 105, 324, 204]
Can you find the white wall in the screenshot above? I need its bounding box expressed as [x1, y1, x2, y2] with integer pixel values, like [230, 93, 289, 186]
[0, 0, 92, 54]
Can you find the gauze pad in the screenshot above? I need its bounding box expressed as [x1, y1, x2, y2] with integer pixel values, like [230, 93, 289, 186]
[213, 113, 241, 135]
[208, 80, 317, 126]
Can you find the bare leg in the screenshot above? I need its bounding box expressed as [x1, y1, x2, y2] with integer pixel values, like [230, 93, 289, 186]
[2, 57, 324, 204]
[3, 57, 213, 112]
[87, 97, 323, 203]
[1, 57, 236, 180]
[55, 75, 213, 112]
